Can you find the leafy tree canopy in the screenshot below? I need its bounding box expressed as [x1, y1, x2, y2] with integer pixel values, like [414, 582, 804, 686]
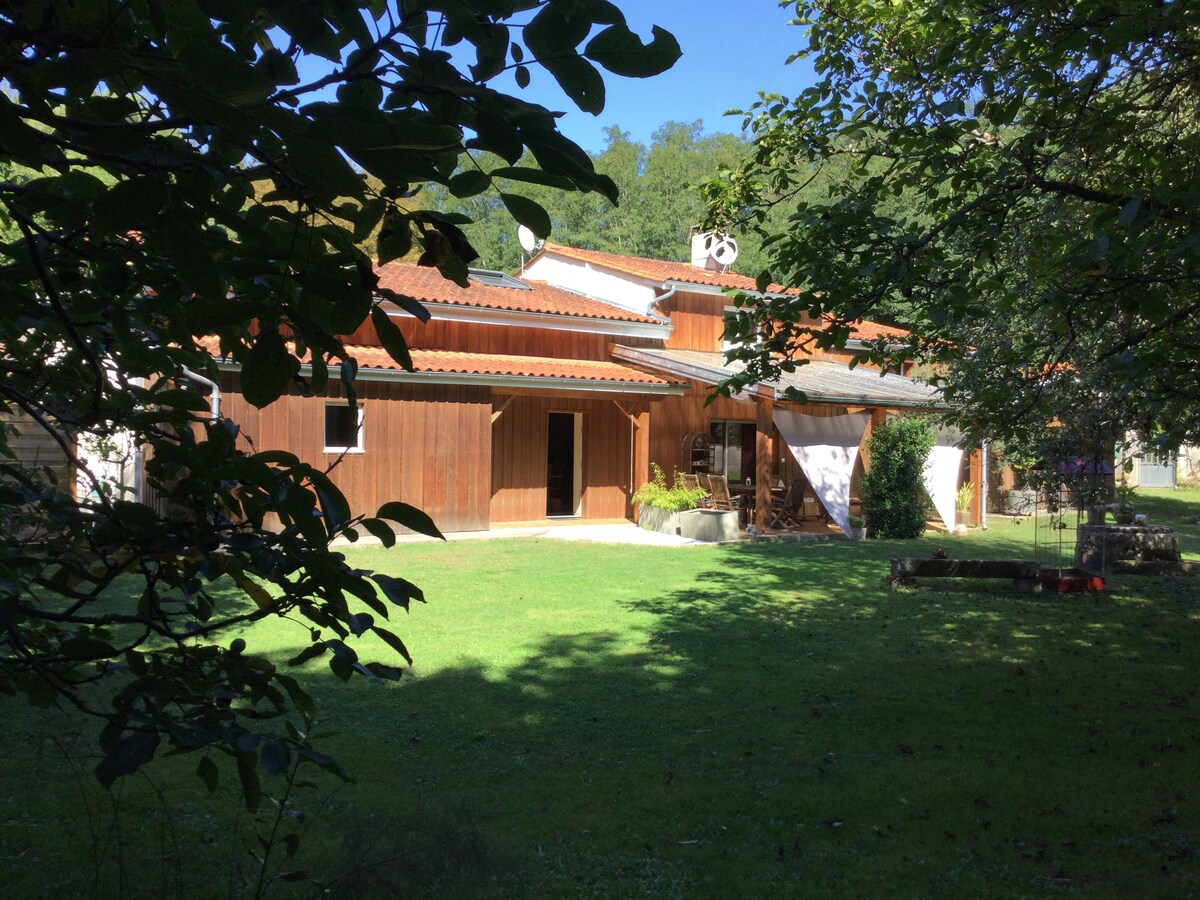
[705, 1, 1200, 452]
[431, 120, 761, 272]
[0, 0, 677, 798]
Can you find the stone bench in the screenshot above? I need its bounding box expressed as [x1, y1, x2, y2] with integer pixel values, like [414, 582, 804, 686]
[1074, 524, 1181, 572]
[890, 557, 1040, 586]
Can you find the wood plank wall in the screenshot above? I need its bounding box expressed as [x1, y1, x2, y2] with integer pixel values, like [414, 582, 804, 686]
[490, 393, 632, 523]
[220, 375, 492, 533]
[661, 292, 725, 352]
[658, 292, 895, 372]
[1, 410, 74, 496]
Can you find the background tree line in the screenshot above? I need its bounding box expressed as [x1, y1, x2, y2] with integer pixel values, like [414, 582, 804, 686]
[425, 120, 782, 276]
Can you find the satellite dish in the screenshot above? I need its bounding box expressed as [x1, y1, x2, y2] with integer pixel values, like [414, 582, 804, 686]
[517, 225, 543, 254]
[709, 235, 739, 267]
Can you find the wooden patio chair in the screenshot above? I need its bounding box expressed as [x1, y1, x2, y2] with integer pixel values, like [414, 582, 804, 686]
[769, 479, 806, 529]
[683, 472, 710, 507]
[705, 473, 739, 512]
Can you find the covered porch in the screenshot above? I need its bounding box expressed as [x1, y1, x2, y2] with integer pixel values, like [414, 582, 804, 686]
[615, 345, 958, 536]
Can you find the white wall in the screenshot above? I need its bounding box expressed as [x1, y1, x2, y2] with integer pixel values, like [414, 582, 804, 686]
[524, 254, 659, 316]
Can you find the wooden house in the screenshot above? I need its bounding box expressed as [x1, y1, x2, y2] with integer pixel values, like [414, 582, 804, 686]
[204, 235, 969, 536]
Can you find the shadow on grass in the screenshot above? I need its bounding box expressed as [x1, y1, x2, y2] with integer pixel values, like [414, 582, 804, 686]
[301, 539, 1200, 897]
[5, 535, 1199, 897]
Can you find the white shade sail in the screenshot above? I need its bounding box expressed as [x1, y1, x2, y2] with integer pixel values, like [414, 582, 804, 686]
[772, 409, 871, 534]
[923, 429, 964, 531]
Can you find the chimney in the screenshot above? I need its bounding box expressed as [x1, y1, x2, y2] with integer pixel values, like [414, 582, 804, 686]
[689, 227, 739, 270]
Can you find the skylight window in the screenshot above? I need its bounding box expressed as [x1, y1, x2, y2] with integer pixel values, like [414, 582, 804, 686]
[468, 268, 532, 291]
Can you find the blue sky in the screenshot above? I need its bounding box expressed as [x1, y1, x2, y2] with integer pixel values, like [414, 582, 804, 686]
[291, 3, 816, 154]
[516, 1, 817, 152]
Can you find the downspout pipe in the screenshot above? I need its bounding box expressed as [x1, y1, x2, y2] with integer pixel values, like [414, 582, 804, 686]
[981, 439, 989, 531]
[648, 282, 678, 318]
[181, 367, 221, 420]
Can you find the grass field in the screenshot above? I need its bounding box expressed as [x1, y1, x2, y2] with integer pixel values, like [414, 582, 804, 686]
[3, 489, 1199, 897]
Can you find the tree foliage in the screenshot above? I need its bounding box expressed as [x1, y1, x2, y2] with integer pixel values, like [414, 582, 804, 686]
[705, 1, 1200, 451]
[431, 120, 760, 271]
[0, 0, 677, 796]
[860, 417, 935, 540]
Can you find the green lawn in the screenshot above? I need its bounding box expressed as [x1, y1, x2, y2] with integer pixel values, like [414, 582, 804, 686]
[4, 493, 1200, 897]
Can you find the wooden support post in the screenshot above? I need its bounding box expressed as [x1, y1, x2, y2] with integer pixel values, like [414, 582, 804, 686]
[631, 407, 650, 519]
[755, 397, 773, 531]
[970, 447, 983, 523]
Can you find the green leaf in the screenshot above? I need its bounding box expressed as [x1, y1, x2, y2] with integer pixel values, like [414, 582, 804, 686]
[540, 54, 606, 115]
[490, 167, 578, 192]
[359, 516, 397, 547]
[241, 330, 298, 409]
[372, 624, 414, 665]
[371, 573, 425, 612]
[370, 305, 414, 371]
[95, 177, 170, 234]
[96, 732, 161, 788]
[376, 500, 444, 539]
[499, 193, 552, 239]
[448, 170, 491, 198]
[287, 643, 327, 667]
[196, 756, 219, 792]
[260, 738, 291, 776]
[585, 24, 681, 78]
[236, 751, 262, 813]
[60, 636, 118, 660]
[162, 219, 224, 301]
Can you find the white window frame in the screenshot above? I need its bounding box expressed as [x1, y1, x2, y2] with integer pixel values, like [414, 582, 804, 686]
[324, 402, 365, 454]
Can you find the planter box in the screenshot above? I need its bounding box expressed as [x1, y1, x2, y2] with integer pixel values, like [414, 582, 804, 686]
[678, 508, 739, 542]
[637, 505, 685, 535]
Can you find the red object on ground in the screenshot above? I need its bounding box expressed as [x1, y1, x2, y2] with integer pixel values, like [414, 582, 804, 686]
[1038, 569, 1106, 592]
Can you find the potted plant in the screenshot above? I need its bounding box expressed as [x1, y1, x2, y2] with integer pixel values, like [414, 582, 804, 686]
[848, 514, 867, 541]
[1113, 481, 1137, 525]
[955, 482, 975, 529]
[632, 464, 709, 534]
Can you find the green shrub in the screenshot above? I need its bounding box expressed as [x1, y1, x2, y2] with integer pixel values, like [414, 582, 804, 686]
[955, 481, 975, 512]
[861, 417, 935, 539]
[632, 463, 708, 512]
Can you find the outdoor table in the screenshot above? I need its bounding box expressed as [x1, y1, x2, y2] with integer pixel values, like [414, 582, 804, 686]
[728, 483, 786, 527]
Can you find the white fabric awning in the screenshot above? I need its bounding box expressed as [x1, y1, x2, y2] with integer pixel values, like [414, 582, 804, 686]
[923, 429, 964, 531]
[772, 409, 871, 534]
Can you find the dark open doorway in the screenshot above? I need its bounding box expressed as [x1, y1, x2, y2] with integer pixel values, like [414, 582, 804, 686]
[546, 412, 581, 517]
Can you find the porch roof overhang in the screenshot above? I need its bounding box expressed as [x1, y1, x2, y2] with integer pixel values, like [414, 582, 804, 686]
[207, 343, 686, 397]
[612, 346, 946, 409]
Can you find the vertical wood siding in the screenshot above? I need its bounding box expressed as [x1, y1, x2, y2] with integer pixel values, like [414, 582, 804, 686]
[490, 393, 633, 523]
[343, 316, 625, 361]
[661, 292, 726, 352]
[220, 375, 492, 533]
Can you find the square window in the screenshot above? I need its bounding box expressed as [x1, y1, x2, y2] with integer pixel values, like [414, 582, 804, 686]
[324, 402, 363, 452]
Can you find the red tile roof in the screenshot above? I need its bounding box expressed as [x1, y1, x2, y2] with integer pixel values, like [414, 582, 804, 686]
[538, 242, 800, 294]
[375, 262, 659, 324]
[841, 318, 911, 342]
[200, 337, 675, 386]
